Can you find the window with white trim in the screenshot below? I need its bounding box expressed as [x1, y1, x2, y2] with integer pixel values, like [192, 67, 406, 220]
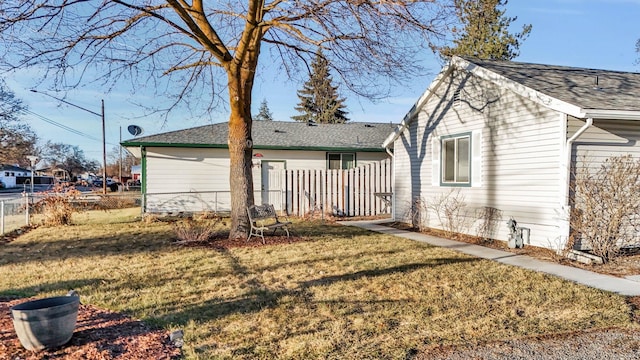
[441, 133, 471, 185]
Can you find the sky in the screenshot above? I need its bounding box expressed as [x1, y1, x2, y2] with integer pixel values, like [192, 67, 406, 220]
[4, 0, 640, 163]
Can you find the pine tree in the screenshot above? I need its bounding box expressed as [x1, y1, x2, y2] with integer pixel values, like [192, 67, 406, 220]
[437, 0, 532, 60]
[292, 50, 348, 124]
[254, 99, 273, 121]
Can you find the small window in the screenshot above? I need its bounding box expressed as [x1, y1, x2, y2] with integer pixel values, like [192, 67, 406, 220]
[327, 153, 356, 169]
[442, 134, 470, 185]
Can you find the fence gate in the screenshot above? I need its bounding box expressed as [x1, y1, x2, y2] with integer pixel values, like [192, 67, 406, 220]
[284, 158, 392, 217]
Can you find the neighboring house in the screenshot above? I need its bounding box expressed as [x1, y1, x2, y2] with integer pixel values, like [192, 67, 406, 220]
[385, 56, 640, 251]
[130, 165, 141, 181]
[121, 121, 394, 214]
[0, 165, 30, 188]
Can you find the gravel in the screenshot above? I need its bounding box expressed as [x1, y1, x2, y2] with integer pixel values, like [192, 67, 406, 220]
[419, 329, 640, 360]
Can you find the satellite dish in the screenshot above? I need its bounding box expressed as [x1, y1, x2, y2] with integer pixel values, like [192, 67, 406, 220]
[127, 125, 144, 136]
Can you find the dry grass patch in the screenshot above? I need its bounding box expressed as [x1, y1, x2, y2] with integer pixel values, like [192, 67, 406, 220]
[0, 210, 635, 359]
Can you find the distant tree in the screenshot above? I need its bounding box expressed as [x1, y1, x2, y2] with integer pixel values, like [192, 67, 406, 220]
[254, 99, 273, 121]
[436, 0, 532, 60]
[40, 141, 99, 179]
[0, 79, 38, 166]
[292, 50, 349, 124]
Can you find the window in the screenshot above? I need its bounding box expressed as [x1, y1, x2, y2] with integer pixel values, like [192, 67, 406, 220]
[442, 134, 470, 185]
[327, 153, 355, 169]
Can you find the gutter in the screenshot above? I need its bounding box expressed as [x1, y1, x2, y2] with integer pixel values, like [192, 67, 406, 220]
[562, 117, 593, 208]
[559, 117, 592, 248]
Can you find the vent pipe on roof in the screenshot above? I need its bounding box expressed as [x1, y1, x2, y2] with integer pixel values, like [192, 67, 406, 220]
[593, 76, 601, 90]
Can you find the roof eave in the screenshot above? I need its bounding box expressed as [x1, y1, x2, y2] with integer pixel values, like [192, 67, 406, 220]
[121, 142, 386, 153]
[383, 61, 457, 148]
[457, 57, 587, 118]
[582, 109, 640, 121]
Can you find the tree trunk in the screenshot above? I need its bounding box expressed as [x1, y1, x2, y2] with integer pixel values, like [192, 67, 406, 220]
[227, 67, 255, 239]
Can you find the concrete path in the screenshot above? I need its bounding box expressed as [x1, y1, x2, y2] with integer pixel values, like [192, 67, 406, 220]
[341, 220, 640, 297]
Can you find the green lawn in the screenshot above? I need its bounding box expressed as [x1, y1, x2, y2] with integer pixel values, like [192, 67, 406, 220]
[0, 208, 635, 359]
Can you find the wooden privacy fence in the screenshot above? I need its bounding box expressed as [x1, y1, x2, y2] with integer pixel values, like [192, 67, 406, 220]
[284, 158, 392, 217]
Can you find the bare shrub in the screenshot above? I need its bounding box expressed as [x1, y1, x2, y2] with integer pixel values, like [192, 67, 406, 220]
[173, 217, 221, 244]
[571, 154, 640, 262]
[32, 184, 81, 226]
[428, 189, 468, 238]
[474, 206, 503, 243]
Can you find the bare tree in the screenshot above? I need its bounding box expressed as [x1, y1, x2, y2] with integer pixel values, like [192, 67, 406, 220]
[0, 1, 453, 238]
[0, 78, 38, 166]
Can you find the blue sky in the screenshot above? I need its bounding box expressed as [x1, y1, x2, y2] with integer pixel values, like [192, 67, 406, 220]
[5, 0, 640, 162]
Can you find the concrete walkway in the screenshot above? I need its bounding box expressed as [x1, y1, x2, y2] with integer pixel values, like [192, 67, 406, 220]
[341, 220, 640, 297]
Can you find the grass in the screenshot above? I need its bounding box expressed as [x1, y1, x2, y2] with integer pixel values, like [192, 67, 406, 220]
[0, 208, 636, 359]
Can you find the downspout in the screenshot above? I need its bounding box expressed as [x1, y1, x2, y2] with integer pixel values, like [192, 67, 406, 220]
[385, 146, 393, 158]
[384, 144, 395, 220]
[141, 146, 147, 215]
[559, 117, 593, 249]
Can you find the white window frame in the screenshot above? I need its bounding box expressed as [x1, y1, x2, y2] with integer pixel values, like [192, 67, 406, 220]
[441, 133, 471, 186]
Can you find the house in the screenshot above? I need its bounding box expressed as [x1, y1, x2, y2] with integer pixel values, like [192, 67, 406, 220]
[0, 165, 30, 188]
[384, 56, 640, 250]
[130, 165, 141, 181]
[121, 121, 394, 214]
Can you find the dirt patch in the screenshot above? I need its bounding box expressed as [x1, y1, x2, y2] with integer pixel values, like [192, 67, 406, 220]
[0, 297, 180, 360]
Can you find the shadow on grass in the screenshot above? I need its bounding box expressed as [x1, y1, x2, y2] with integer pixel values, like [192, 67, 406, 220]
[0, 219, 372, 266]
[0, 278, 105, 299]
[0, 223, 175, 266]
[153, 257, 479, 326]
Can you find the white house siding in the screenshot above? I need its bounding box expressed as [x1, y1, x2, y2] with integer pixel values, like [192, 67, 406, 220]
[394, 69, 566, 249]
[144, 147, 232, 213]
[144, 147, 389, 213]
[571, 118, 640, 167]
[570, 118, 640, 248]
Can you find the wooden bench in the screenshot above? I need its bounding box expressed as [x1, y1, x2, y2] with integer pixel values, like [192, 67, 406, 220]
[247, 204, 292, 243]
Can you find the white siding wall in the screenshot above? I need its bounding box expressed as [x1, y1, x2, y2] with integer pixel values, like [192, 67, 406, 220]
[395, 69, 566, 249]
[570, 118, 640, 249]
[144, 147, 389, 213]
[144, 147, 232, 213]
[572, 118, 640, 165]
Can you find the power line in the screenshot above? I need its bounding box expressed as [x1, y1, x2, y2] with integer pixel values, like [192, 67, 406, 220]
[24, 109, 118, 146]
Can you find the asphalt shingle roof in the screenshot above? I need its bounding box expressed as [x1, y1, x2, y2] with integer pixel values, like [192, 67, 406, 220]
[122, 121, 395, 151]
[465, 57, 640, 112]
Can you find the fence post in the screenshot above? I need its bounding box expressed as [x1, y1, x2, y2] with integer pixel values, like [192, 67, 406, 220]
[25, 193, 30, 226]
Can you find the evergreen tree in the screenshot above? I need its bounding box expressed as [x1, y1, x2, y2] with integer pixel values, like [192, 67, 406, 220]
[254, 99, 273, 121]
[292, 50, 348, 124]
[437, 0, 532, 60]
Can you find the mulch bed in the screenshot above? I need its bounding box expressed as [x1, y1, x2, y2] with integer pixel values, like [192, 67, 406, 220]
[0, 298, 181, 360]
[173, 234, 309, 249]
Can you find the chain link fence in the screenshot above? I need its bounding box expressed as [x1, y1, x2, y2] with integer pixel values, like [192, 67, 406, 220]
[0, 191, 142, 235]
[0, 196, 29, 235]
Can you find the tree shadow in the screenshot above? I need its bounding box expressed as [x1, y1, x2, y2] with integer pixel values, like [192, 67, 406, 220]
[0, 278, 105, 299]
[154, 256, 479, 326]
